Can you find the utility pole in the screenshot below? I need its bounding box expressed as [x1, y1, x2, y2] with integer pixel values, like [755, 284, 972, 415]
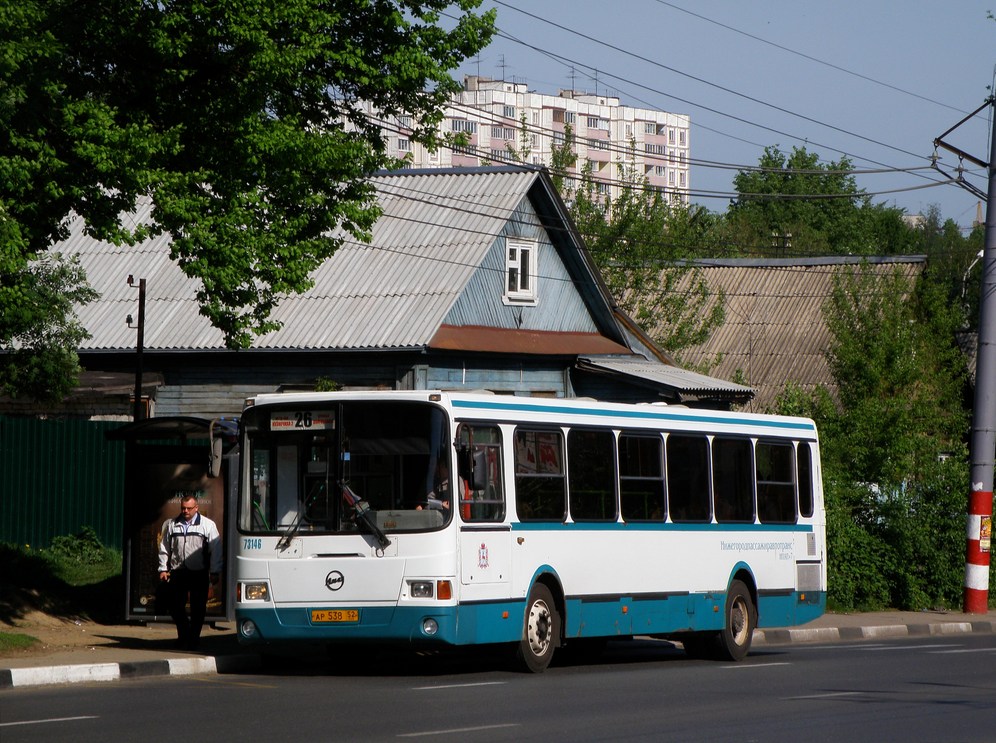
[127, 276, 146, 421]
[934, 96, 995, 613]
[964, 103, 996, 613]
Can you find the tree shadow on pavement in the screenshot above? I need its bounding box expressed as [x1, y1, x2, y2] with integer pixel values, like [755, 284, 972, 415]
[0, 543, 123, 626]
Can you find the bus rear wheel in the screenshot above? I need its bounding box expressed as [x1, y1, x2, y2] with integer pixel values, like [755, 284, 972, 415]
[516, 583, 560, 673]
[717, 580, 755, 662]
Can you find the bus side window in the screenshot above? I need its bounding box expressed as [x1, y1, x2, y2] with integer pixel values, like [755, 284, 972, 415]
[619, 433, 665, 521]
[514, 429, 566, 521]
[713, 437, 754, 523]
[666, 434, 710, 522]
[756, 440, 796, 524]
[797, 442, 814, 518]
[459, 424, 505, 522]
[568, 428, 616, 521]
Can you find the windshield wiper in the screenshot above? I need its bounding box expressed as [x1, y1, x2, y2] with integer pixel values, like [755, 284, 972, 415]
[341, 482, 391, 549]
[275, 508, 305, 552]
[276, 479, 325, 552]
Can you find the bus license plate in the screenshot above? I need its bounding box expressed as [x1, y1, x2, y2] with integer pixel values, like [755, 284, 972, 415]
[311, 609, 359, 623]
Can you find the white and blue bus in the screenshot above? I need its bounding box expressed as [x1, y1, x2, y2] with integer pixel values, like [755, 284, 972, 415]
[234, 391, 825, 671]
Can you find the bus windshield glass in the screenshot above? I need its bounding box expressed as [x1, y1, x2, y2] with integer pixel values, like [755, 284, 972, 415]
[239, 401, 452, 536]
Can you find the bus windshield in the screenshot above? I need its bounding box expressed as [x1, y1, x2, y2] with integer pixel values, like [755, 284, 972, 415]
[239, 400, 452, 537]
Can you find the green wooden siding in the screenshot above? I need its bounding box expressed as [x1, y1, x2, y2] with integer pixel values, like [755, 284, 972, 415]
[0, 416, 127, 550]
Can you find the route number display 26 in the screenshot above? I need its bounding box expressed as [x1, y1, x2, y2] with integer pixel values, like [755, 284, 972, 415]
[270, 411, 335, 430]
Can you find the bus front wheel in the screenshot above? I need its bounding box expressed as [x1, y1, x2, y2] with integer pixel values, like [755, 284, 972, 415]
[717, 580, 755, 662]
[516, 583, 560, 673]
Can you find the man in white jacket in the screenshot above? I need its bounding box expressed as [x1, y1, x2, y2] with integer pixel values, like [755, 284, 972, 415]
[158, 495, 222, 649]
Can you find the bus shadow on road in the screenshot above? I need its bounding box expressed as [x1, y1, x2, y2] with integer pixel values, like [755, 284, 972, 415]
[245, 636, 709, 678]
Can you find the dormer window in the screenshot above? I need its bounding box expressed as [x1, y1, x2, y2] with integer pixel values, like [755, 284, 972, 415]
[504, 239, 537, 304]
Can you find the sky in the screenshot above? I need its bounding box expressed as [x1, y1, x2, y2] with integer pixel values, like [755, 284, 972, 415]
[454, 0, 995, 230]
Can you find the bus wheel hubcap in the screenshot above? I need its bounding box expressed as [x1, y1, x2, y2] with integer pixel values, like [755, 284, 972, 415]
[730, 597, 748, 645]
[527, 600, 552, 655]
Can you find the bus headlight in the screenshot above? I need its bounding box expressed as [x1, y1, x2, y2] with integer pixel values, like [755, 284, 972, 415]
[422, 618, 439, 636]
[410, 581, 433, 599]
[241, 620, 258, 638]
[243, 582, 270, 601]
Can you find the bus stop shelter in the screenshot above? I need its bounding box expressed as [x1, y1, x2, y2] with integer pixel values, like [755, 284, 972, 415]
[107, 416, 238, 624]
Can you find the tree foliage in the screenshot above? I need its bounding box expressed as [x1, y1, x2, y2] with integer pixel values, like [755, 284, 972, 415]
[568, 155, 725, 363]
[1, 0, 495, 397]
[0, 249, 97, 402]
[729, 146, 915, 256]
[774, 262, 972, 610]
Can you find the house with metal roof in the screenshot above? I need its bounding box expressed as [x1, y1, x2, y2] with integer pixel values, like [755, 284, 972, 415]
[5, 166, 751, 419]
[665, 256, 927, 412]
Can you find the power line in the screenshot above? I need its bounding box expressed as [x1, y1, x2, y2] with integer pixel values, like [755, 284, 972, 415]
[652, 0, 972, 115]
[492, 0, 929, 162]
[443, 96, 942, 176]
[373, 113, 960, 202]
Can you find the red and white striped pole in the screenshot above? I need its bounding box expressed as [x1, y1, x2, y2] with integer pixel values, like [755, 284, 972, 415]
[964, 486, 992, 613]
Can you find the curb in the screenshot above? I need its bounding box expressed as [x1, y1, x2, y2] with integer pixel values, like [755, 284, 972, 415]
[3, 620, 994, 689]
[0, 653, 261, 690]
[753, 620, 996, 647]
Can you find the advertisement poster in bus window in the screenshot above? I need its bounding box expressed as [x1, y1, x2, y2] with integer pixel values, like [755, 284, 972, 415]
[515, 431, 562, 474]
[127, 461, 226, 620]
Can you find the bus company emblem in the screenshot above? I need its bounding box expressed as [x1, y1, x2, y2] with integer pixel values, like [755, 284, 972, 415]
[325, 570, 345, 591]
[478, 543, 489, 569]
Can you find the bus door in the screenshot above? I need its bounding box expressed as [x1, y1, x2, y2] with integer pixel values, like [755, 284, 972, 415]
[456, 424, 510, 592]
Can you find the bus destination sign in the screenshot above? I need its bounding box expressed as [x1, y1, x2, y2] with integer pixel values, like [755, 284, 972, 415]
[270, 411, 336, 431]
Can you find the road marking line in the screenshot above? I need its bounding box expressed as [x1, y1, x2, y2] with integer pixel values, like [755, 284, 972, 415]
[0, 716, 99, 728]
[785, 692, 863, 700]
[866, 644, 956, 651]
[721, 662, 792, 669]
[412, 681, 507, 691]
[399, 723, 519, 738]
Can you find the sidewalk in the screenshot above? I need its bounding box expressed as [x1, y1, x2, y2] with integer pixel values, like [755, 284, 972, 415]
[2, 609, 995, 689]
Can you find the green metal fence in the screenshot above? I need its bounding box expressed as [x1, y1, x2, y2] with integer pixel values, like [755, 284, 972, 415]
[0, 416, 127, 550]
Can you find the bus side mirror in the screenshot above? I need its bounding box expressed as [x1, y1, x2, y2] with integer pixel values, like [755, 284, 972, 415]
[208, 418, 224, 478]
[457, 444, 474, 483]
[208, 436, 223, 478]
[456, 444, 488, 490]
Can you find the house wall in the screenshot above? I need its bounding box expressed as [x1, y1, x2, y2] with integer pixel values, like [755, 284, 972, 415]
[67, 352, 579, 420]
[444, 199, 600, 334]
[423, 358, 570, 397]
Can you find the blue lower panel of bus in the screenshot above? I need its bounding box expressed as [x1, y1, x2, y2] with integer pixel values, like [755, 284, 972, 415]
[564, 590, 825, 637]
[237, 590, 825, 646]
[236, 601, 526, 647]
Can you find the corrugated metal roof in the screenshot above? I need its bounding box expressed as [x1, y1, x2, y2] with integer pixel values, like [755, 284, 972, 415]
[577, 355, 753, 398]
[659, 257, 926, 411]
[55, 168, 540, 351]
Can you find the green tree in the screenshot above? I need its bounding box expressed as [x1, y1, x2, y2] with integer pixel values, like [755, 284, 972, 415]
[774, 263, 971, 610]
[823, 265, 967, 483]
[0, 250, 96, 402]
[911, 206, 986, 332]
[569, 158, 725, 363]
[548, 123, 578, 197]
[1, 0, 494, 397]
[729, 146, 915, 256]
[505, 112, 533, 164]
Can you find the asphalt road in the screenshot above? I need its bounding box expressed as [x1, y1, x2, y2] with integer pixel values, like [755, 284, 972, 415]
[4, 634, 995, 742]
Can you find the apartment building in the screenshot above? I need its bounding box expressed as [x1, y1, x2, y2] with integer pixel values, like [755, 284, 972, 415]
[375, 76, 691, 205]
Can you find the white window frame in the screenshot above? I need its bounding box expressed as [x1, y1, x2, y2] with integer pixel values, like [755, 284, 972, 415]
[504, 239, 538, 305]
